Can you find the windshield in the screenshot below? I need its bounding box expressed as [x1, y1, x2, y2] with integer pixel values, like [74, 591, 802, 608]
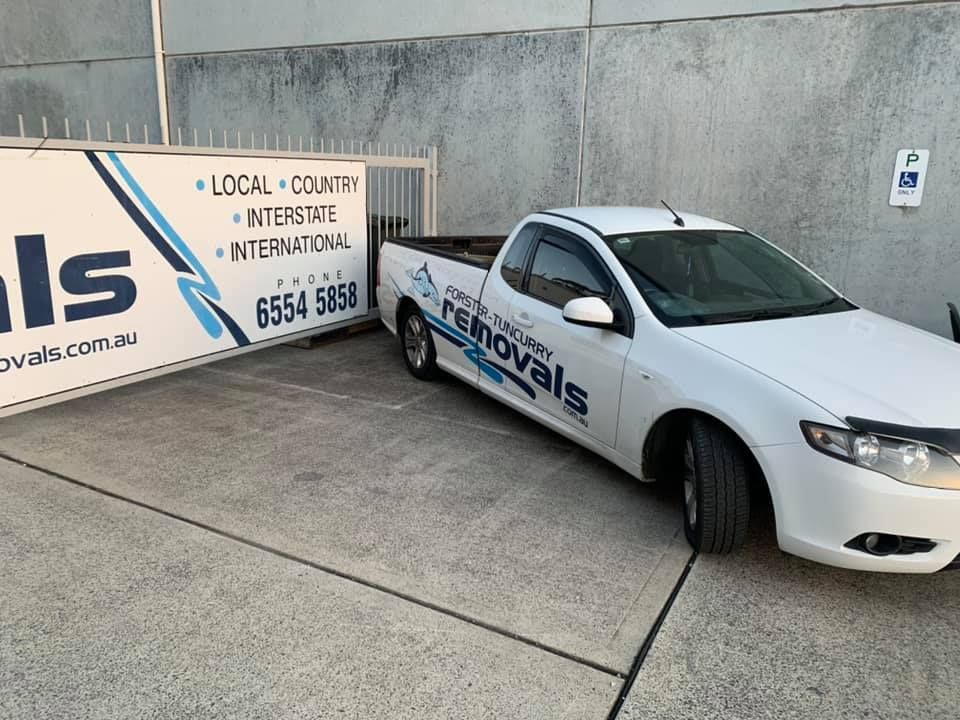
[605, 230, 856, 327]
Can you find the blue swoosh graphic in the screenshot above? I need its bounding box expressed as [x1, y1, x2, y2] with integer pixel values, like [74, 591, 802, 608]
[105, 151, 229, 341]
[93, 151, 250, 346]
[422, 308, 509, 386]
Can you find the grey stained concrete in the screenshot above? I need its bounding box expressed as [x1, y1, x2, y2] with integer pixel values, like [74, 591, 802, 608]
[0, 461, 616, 719]
[581, 4, 960, 339]
[165, 30, 587, 236]
[591, 0, 929, 26]
[0, 58, 161, 141]
[0, 0, 153, 66]
[620, 516, 960, 720]
[0, 329, 690, 675]
[161, 0, 589, 54]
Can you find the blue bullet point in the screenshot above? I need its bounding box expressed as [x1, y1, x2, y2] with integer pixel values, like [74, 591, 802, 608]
[216, 247, 224, 258]
[196, 179, 205, 191]
[233, 213, 241, 224]
[279, 179, 287, 189]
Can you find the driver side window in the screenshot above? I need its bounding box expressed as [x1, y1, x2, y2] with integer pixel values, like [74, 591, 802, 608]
[528, 233, 611, 307]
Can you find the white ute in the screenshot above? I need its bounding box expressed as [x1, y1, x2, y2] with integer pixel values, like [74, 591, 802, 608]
[377, 207, 960, 573]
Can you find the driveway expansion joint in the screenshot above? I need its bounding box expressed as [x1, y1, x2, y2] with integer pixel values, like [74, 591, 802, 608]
[604, 551, 697, 719]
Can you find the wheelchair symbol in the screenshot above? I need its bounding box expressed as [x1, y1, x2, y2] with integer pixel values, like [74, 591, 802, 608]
[899, 171, 919, 189]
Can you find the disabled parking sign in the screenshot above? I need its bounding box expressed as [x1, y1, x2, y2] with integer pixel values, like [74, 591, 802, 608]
[889, 149, 929, 207]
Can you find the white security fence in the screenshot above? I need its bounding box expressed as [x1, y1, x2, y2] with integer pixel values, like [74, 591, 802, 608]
[6, 114, 439, 310]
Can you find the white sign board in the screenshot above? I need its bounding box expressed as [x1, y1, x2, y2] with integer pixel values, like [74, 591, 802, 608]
[0, 146, 368, 413]
[889, 149, 929, 207]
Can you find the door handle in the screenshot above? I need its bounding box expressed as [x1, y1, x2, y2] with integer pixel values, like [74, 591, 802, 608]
[512, 312, 534, 328]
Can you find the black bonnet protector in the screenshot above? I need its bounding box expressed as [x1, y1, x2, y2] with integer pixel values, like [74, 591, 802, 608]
[847, 417, 960, 455]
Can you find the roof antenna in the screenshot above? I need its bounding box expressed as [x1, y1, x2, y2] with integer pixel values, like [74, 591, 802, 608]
[661, 200, 685, 227]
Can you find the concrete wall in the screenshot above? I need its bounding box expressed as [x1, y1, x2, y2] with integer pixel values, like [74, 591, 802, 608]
[591, 0, 929, 24]
[0, 0, 160, 140]
[3, 0, 958, 335]
[166, 32, 587, 235]
[581, 3, 960, 336]
[161, 0, 589, 53]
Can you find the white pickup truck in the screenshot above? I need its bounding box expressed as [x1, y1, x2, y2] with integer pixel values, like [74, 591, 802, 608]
[376, 206, 960, 573]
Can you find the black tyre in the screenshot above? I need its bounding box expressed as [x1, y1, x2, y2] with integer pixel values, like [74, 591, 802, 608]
[399, 306, 438, 380]
[682, 417, 750, 554]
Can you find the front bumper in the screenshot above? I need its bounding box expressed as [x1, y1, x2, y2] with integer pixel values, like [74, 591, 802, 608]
[754, 443, 960, 573]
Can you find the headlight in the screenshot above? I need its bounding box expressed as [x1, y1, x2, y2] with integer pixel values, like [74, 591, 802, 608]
[800, 421, 960, 489]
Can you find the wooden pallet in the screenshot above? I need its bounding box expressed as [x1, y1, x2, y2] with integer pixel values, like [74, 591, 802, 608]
[284, 318, 382, 349]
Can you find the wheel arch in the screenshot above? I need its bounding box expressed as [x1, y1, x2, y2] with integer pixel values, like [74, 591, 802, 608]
[642, 407, 775, 521]
[395, 296, 421, 329]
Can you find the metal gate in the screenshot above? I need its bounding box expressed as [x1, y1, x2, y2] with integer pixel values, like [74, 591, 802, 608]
[6, 114, 439, 312]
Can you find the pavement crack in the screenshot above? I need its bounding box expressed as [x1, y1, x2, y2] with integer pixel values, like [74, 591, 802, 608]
[0, 451, 624, 680]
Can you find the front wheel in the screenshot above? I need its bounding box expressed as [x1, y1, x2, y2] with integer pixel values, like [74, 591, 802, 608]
[400, 307, 438, 380]
[682, 417, 750, 554]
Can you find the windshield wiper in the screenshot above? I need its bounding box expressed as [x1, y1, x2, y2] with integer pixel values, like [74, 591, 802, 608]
[795, 297, 850, 316]
[692, 298, 855, 326]
[693, 308, 797, 325]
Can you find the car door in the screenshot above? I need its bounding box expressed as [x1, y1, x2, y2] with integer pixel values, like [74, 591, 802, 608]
[505, 226, 634, 447]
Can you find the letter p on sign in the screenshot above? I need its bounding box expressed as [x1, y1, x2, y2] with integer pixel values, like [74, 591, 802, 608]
[889, 149, 929, 207]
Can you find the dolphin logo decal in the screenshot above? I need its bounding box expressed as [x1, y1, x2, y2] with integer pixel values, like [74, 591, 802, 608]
[405, 262, 441, 306]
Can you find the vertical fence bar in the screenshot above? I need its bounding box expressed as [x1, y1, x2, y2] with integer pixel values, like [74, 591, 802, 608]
[86, 119, 92, 141]
[209, 128, 214, 147]
[251, 130, 255, 149]
[223, 129, 228, 148]
[422, 146, 428, 235]
[194, 128, 199, 146]
[18, 114, 25, 137]
[177, 127, 183, 145]
[406, 147, 412, 238]
[144, 125, 149, 144]
[392, 144, 398, 238]
[64, 118, 71, 139]
[41, 116, 48, 137]
[385, 146, 390, 243]
[126, 123, 131, 142]
[377, 143, 383, 252]
[106, 121, 112, 141]
[433, 146, 439, 236]
[410, 148, 416, 236]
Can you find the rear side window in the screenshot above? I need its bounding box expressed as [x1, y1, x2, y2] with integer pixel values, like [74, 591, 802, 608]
[500, 224, 538, 289]
[527, 233, 611, 306]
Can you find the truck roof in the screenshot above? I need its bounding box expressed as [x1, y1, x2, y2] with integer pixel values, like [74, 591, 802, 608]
[540, 206, 744, 236]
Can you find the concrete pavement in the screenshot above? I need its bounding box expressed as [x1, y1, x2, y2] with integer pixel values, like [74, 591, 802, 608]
[0, 328, 691, 717]
[0, 462, 615, 719]
[2, 328, 957, 719]
[620, 515, 960, 720]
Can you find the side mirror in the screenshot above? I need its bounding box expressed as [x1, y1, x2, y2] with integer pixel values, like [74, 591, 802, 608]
[562, 297, 616, 329]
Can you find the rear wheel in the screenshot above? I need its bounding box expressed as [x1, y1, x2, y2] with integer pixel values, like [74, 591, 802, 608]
[400, 307, 438, 380]
[682, 417, 750, 554]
